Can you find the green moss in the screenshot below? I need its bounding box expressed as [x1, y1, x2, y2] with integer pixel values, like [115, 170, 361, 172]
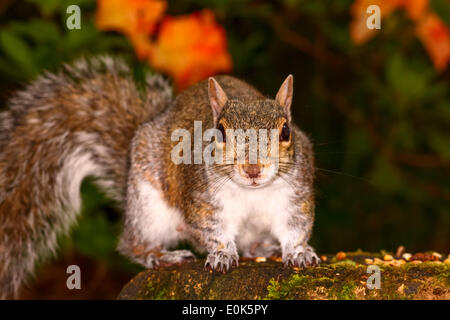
[401, 261, 450, 278]
[265, 278, 283, 300]
[314, 276, 336, 286]
[346, 250, 381, 257]
[331, 260, 357, 267]
[265, 274, 307, 299]
[142, 278, 171, 300]
[332, 282, 357, 300]
[434, 267, 450, 286]
[264, 274, 337, 300]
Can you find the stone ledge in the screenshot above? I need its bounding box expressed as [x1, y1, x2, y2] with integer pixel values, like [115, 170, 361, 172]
[117, 252, 450, 300]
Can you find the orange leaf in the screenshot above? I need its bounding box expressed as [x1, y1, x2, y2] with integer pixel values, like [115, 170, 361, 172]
[96, 0, 167, 59]
[400, 0, 428, 21]
[129, 33, 155, 60]
[416, 12, 450, 71]
[350, 0, 401, 44]
[149, 10, 233, 91]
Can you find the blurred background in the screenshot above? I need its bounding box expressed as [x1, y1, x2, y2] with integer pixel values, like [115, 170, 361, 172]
[0, 0, 449, 299]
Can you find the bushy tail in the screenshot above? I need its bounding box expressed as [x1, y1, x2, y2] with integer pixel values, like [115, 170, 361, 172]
[0, 56, 172, 298]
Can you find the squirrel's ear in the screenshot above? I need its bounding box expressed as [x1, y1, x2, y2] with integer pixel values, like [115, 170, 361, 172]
[208, 77, 228, 125]
[275, 74, 294, 121]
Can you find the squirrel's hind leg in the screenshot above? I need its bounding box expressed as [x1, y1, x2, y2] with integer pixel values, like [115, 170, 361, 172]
[119, 171, 194, 268]
[117, 242, 196, 269]
[158, 250, 196, 267]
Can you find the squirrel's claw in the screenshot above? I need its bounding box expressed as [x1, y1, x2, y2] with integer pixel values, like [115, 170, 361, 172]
[204, 251, 239, 273]
[136, 252, 160, 269]
[283, 246, 320, 268]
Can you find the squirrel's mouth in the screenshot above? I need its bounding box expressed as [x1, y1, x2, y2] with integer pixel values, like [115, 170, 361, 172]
[233, 165, 277, 188]
[246, 179, 270, 189]
[232, 176, 273, 189]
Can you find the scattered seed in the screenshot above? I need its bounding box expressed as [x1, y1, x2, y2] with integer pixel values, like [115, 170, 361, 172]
[384, 254, 393, 261]
[271, 256, 283, 263]
[432, 252, 442, 259]
[395, 246, 405, 258]
[255, 257, 266, 263]
[410, 252, 439, 262]
[374, 258, 383, 264]
[336, 252, 346, 260]
[390, 259, 405, 267]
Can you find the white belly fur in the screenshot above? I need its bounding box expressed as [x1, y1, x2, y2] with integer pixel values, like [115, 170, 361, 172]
[136, 178, 186, 248]
[215, 177, 295, 251]
[136, 176, 295, 252]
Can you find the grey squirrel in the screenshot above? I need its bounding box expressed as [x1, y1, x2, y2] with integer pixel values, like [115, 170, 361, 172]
[0, 56, 319, 299]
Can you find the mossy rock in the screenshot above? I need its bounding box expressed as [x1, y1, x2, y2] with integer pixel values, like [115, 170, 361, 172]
[117, 253, 450, 300]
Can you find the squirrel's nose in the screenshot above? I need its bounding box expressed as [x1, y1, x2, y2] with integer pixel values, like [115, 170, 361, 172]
[244, 164, 261, 179]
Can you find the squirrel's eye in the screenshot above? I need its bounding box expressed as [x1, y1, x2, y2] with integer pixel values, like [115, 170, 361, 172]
[280, 123, 290, 142]
[217, 123, 226, 142]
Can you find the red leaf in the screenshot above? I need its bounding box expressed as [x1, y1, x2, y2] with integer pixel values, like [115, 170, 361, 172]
[416, 13, 450, 71]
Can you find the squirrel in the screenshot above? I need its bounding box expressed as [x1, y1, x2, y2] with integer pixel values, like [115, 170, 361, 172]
[0, 56, 319, 299]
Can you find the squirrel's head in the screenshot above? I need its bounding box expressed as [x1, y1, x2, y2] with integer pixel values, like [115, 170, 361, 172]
[208, 75, 294, 189]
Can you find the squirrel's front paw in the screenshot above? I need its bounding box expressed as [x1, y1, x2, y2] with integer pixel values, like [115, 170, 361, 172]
[284, 246, 320, 268]
[205, 250, 239, 273]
